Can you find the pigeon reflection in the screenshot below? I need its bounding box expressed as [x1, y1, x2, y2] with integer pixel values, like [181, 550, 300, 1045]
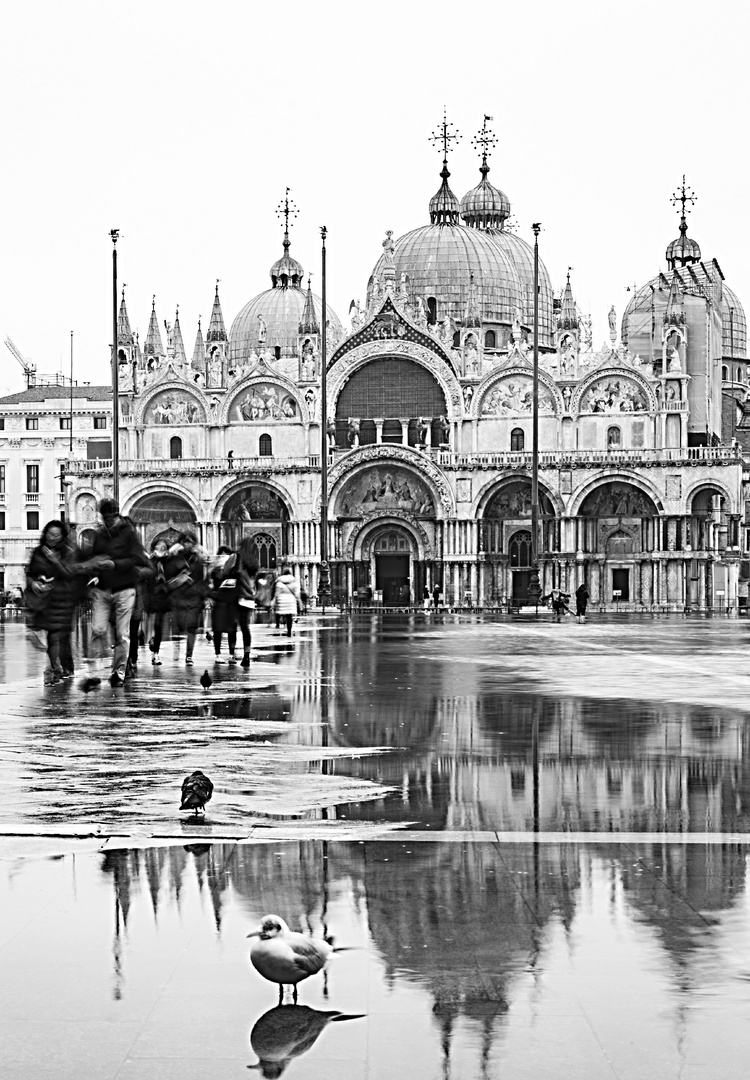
[247, 1004, 364, 1078]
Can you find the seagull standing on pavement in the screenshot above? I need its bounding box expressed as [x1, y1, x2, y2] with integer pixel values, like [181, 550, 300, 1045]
[247, 915, 332, 1003]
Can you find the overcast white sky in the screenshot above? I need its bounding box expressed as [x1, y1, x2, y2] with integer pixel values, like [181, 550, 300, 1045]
[0, 0, 747, 392]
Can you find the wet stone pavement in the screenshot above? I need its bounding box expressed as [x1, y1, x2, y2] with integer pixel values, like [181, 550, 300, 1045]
[2, 611, 750, 1077]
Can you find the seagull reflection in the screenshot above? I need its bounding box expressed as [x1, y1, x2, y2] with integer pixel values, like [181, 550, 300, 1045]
[248, 1004, 364, 1078]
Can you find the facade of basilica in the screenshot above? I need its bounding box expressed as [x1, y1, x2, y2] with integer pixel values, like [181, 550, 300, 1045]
[67, 124, 748, 611]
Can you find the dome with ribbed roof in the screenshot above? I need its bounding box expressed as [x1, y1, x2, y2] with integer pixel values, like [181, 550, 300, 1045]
[229, 237, 342, 362]
[459, 164, 510, 229]
[666, 219, 702, 270]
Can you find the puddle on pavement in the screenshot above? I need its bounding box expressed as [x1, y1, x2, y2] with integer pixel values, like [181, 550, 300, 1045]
[2, 838, 750, 1078]
[2, 615, 750, 832]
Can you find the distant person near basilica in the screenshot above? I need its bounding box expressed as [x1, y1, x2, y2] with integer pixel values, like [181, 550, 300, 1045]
[575, 582, 590, 623]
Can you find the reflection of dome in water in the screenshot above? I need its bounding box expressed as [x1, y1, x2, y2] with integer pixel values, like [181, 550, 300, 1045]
[229, 235, 342, 362]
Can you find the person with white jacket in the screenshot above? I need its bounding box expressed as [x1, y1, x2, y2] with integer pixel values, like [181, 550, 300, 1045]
[273, 564, 301, 637]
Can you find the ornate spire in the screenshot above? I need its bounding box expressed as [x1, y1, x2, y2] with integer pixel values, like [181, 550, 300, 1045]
[117, 286, 134, 346]
[666, 176, 701, 269]
[298, 276, 319, 335]
[428, 110, 460, 225]
[557, 269, 579, 330]
[191, 317, 205, 370]
[172, 306, 187, 364]
[206, 281, 227, 342]
[144, 296, 165, 357]
[464, 273, 482, 327]
[271, 188, 303, 287]
[665, 272, 686, 326]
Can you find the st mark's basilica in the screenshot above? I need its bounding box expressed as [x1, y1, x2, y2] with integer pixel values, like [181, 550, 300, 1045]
[68, 118, 748, 611]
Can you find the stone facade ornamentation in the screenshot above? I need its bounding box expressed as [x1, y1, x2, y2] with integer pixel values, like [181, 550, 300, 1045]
[326, 443, 455, 516]
[336, 464, 436, 518]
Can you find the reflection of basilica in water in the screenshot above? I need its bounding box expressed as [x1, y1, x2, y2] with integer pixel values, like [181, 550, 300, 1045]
[66, 119, 748, 611]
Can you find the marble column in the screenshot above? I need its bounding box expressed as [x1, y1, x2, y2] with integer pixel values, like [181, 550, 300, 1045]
[401, 421, 409, 446]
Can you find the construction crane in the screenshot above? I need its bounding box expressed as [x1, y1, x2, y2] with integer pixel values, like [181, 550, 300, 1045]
[4, 337, 72, 390]
[4, 336, 37, 388]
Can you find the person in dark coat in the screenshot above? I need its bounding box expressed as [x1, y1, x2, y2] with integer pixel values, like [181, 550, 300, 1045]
[575, 582, 590, 623]
[89, 499, 151, 686]
[164, 532, 206, 665]
[220, 537, 257, 666]
[144, 538, 171, 665]
[26, 520, 84, 682]
[542, 587, 571, 622]
[207, 545, 239, 663]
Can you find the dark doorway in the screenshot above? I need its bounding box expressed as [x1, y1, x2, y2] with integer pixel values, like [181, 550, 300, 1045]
[376, 554, 410, 605]
[612, 568, 630, 601]
[512, 570, 530, 602]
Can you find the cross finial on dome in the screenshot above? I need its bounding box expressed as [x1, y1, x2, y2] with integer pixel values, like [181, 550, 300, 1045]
[429, 109, 461, 165]
[471, 115, 497, 176]
[276, 187, 298, 252]
[671, 175, 696, 232]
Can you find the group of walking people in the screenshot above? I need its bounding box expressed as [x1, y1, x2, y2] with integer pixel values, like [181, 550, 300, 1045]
[25, 498, 304, 686]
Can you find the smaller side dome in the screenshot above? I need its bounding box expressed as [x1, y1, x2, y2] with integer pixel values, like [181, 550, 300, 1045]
[666, 220, 701, 270]
[460, 164, 510, 230]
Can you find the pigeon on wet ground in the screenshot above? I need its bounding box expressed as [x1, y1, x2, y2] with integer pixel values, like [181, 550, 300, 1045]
[79, 676, 102, 693]
[247, 915, 333, 1003]
[200, 669, 212, 690]
[179, 770, 214, 815]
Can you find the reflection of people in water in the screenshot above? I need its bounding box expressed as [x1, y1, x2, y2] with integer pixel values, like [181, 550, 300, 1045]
[248, 1005, 364, 1078]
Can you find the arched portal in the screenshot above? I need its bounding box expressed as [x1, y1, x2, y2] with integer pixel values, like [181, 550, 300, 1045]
[578, 480, 660, 606]
[363, 523, 417, 605]
[219, 484, 289, 557]
[481, 479, 557, 603]
[335, 358, 448, 450]
[129, 492, 197, 548]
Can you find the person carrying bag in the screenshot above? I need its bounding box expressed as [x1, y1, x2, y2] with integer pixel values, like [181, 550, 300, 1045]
[273, 563, 302, 638]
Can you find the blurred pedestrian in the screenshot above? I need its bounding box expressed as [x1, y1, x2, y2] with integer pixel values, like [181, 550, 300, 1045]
[222, 537, 258, 666]
[26, 519, 80, 682]
[273, 563, 301, 637]
[422, 585, 430, 611]
[208, 545, 239, 663]
[542, 586, 570, 623]
[575, 582, 590, 623]
[432, 580, 442, 609]
[89, 499, 150, 687]
[144, 538, 171, 665]
[164, 532, 206, 666]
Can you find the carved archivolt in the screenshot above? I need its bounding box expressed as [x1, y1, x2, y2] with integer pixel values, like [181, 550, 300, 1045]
[571, 367, 656, 415]
[345, 513, 434, 561]
[568, 471, 665, 517]
[327, 338, 462, 420]
[212, 475, 298, 521]
[134, 380, 210, 428]
[122, 480, 201, 518]
[325, 444, 455, 516]
[471, 366, 562, 419]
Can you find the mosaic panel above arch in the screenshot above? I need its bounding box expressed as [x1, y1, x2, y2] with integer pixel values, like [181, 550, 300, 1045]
[484, 480, 556, 518]
[335, 464, 436, 519]
[577, 374, 650, 414]
[129, 493, 197, 524]
[144, 389, 206, 426]
[579, 481, 659, 517]
[221, 485, 289, 522]
[227, 381, 300, 422]
[479, 374, 556, 417]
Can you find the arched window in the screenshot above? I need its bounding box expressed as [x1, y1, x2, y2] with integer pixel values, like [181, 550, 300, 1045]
[259, 433, 272, 457]
[607, 426, 621, 449]
[426, 297, 437, 326]
[274, 346, 282, 361]
[738, 366, 743, 382]
[510, 428, 524, 452]
[169, 436, 182, 459]
[452, 331, 461, 348]
[509, 530, 532, 568]
[485, 330, 496, 349]
[722, 366, 728, 381]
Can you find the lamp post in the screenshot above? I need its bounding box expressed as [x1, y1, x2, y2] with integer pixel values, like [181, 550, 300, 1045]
[528, 223, 542, 607]
[110, 229, 120, 505]
[318, 226, 331, 610]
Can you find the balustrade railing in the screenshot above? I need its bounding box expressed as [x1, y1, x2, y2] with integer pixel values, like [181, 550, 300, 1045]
[436, 445, 739, 468]
[66, 455, 321, 475]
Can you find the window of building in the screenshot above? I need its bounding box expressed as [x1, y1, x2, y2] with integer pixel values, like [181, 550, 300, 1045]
[723, 366, 729, 381]
[26, 464, 39, 493]
[169, 436, 182, 460]
[60, 416, 72, 430]
[27, 511, 39, 531]
[510, 428, 524, 452]
[509, 530, 532, 568]
[259, 433, 273, 457]
[0, 512, 5, 530]
[26, 417, 38, 430]
[485, 330, 496, 349]
[274, 346, 281, 361]
[738, 367, 743, 382]
[0, 418, 5, 431]
[426, 297, 437, 326]
[93, 416, 107, 429]
[607, 426, 621, 449]
[0, 466, 5, 496]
